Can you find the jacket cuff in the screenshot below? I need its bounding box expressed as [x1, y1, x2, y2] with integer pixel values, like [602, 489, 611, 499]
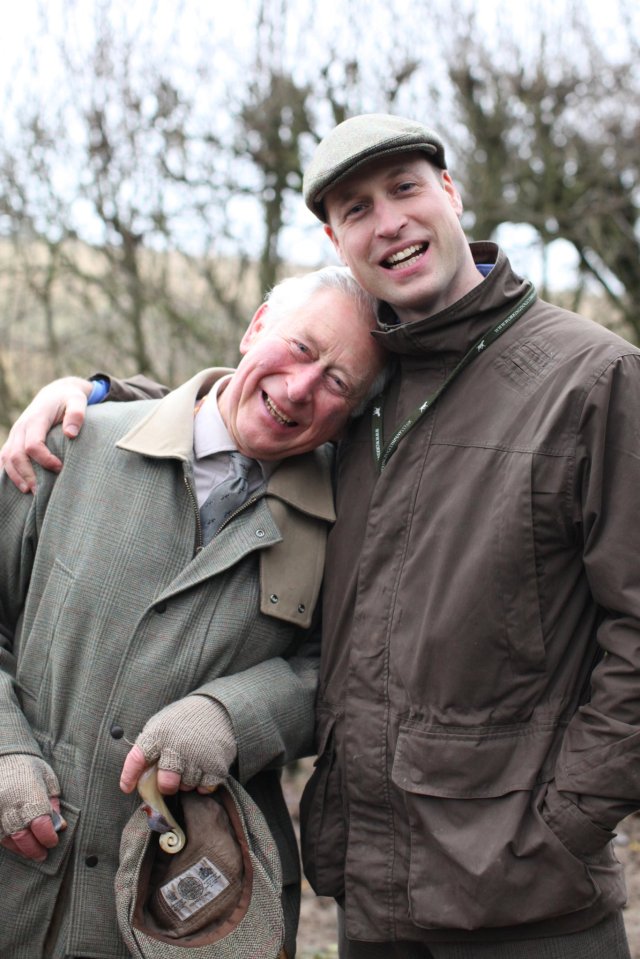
[197, 658, 314, 783]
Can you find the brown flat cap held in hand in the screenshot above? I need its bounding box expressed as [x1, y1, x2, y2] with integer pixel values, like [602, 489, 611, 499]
[303, 113, 447, 221]
[115, 778, 284, 958]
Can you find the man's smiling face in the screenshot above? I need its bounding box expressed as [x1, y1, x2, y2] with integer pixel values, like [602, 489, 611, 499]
[323, 153, 482, 324]
[217, 287, 384, 461]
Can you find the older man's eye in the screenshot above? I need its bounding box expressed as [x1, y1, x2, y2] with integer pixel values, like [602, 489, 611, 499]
[327, 373, 348, 395]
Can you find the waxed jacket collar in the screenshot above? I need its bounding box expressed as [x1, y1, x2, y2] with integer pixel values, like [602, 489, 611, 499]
[116, 369, 336, 524]
[373, 243, 532, 361]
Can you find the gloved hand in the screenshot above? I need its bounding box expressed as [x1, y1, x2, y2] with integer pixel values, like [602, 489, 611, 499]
[121, 695, 237, 795]
[0, 754, 64, 861]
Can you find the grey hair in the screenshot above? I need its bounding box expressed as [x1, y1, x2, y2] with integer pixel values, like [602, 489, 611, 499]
[264, 265, 378, 328]
[264, 266, 390, 418]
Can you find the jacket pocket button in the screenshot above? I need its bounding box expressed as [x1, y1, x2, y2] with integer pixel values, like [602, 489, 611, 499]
[155, 601, 167, 614]
[85, 855, 99, 868]
[110, 724, 124, 739]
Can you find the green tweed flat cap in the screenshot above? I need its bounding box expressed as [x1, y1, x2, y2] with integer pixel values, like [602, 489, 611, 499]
[303, 113, 447, 222]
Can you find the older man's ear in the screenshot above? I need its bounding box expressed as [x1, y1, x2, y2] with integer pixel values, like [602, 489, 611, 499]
[238, 303, 269, 355]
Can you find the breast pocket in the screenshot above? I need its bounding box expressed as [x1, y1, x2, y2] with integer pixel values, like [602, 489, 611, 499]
[396, 446, 550, 715]
[17, 558, 75, 703]
[391, 720, 600, 931]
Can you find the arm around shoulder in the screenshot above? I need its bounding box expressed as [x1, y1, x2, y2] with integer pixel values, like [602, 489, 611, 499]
[102, 373, 170, 402]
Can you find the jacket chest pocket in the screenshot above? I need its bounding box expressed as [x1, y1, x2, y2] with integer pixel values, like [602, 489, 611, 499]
[494, 450, 548, 676]
[495, 449, 576, 691]
[17, 558, 75, 704]
[394, 447, 555, 714]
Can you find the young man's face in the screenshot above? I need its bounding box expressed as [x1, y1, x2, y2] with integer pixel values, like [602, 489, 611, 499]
[323, 153, 482, 324]
[218, 287, 385, 461]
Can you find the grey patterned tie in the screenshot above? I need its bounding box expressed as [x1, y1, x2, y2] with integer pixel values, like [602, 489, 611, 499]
[199, 451, 254, 545]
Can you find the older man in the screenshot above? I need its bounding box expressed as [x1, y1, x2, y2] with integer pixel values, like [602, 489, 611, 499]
[5, 115, 640, 959]
[0, 265, 385, 959]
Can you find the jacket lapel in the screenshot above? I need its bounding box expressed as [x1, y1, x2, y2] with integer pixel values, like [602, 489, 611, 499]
[115, 368, 335, 628]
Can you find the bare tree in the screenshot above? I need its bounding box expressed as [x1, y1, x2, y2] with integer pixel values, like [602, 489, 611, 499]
[2, 0, 639, 436]
[0, 2, 258, 427]
[434, 1, 640, 337]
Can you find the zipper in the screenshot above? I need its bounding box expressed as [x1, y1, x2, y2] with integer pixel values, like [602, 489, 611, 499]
[184, 475, 264, 553]
[183, 475, 204, 554]
[216, 493, 262, 535]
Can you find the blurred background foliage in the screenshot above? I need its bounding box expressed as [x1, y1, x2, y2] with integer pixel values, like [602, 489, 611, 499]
[0, 0, 638, 430]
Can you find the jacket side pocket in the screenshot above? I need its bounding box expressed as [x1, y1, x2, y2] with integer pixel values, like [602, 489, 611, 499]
[392, 721, 601, 931]
[0, 799, 80, 958]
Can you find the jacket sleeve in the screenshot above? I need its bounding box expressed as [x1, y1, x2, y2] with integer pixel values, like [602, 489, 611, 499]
[192, 618, 320, 783]
[92, 372, 170, 402]
[549, 351, 640, 842]
[0, 458, 59, 759]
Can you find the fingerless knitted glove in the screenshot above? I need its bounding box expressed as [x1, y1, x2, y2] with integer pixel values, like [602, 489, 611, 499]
[135, 695, 237, 789]
[0, 754, 60, 840]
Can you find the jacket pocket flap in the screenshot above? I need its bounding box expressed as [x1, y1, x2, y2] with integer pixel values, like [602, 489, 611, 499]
[3, 799, 80, 877]
[392, 720, 560, 799]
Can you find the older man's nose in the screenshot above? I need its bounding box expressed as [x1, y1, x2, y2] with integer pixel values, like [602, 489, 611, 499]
[287, 365, 322, 403]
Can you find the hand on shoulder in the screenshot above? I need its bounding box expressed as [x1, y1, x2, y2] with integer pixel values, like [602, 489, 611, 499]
[0, 376, 93, 493]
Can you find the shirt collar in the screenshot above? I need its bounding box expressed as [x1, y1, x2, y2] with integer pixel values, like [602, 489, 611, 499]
[193, 375, 235, 459]
[193, 375, 276, 480]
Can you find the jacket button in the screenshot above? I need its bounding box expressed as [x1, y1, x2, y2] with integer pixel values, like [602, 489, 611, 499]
[85, 855, 99, 868]
[155, 601, 167, 614]
[110, 723, 124, 739]
[297, 604, 306, 614]
[270, 594, 279, 604]
[255, 528, 265, 538]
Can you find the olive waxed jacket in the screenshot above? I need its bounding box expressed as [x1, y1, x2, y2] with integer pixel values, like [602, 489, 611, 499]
[300, 244, 640, 944]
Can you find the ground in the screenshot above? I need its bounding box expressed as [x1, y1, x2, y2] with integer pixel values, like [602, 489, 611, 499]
[618, 815, 640, 958]
[283, 761, 640, 959]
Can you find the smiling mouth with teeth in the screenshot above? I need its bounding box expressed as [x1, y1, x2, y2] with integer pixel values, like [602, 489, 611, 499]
[264, 393, 297, 427]
[383, 243, 428, 270]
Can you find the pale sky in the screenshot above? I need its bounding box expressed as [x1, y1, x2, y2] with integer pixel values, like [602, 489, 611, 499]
[2, 0, 635, 98]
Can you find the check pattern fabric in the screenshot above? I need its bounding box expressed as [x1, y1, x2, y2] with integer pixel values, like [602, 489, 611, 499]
[0, 370, 334, 959]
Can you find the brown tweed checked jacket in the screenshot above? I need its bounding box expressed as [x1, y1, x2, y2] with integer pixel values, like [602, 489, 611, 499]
[0, 369, 334, 959]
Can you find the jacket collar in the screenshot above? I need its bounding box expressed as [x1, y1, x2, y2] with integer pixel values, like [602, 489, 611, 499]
[117, 369, 335, 524]
[372, 243, 533, 362]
